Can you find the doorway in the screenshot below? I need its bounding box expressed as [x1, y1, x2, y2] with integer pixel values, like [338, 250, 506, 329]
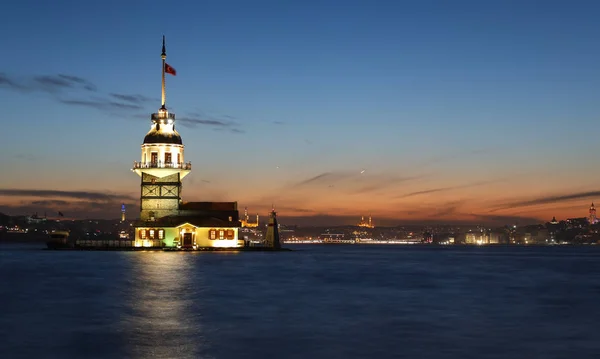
[183, 232, 193, 247]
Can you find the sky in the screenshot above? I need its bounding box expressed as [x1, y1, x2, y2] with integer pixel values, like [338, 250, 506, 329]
[1, 0, 600, 226]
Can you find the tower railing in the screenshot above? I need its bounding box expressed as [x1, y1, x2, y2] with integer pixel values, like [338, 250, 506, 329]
[151, 113, 176, 122]
[133, 161, 191, 170]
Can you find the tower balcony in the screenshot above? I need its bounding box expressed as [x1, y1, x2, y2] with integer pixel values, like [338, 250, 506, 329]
[132, 161, 192, 179]
[133, 161, 191, 170]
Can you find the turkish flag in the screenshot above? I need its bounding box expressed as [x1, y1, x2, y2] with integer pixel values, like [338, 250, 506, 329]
[165, 63, 177, 76]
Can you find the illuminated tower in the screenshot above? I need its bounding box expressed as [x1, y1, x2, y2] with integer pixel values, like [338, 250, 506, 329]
[121, 203, 126, 222]
[132, 36, 190, 221]
[264, 209, 281, 249]
[589, 203, 597, 224]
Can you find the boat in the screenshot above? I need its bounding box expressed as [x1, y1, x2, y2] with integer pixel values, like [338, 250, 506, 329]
[46, 230, 73, 249]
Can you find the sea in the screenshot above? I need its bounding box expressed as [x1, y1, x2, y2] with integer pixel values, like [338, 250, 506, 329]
[0, 242, 599, 359]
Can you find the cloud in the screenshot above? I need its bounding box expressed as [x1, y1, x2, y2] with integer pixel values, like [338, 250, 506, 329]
[0, 188, 135, 202]
[352, 175, 427, 195]
[109, 93, 156, 104]
[30, 199, 70, 206]
[2, 72, 246, 132]
[397, 180, 501, 199]
[0, 73, 25, 90]
[294, 172, 334, 186]
[178, 113, 243, 133]
[496, 190, 600, 210]
[59, 99, 143, 111]
[33, 74, 96, 92]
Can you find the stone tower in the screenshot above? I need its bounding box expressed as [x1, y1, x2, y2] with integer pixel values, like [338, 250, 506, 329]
[132, 36, 190, 221]
[264, 209, 281, 249]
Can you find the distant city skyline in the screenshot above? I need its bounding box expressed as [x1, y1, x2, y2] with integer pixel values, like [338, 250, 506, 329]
[1, 0, 600, 226]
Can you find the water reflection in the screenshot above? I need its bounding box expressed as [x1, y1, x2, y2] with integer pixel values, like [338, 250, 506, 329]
[121, 252, 212, 359]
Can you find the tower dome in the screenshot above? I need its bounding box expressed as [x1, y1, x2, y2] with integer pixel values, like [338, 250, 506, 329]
[143, 123, 182, 144]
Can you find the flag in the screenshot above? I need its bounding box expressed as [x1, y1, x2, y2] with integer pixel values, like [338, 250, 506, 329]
[58, 211, 64, 217]
[165, 63, 177, 76]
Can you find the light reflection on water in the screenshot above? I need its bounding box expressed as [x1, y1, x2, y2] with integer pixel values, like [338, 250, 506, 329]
[121, 252, 211, 359]
[1, 244, 600, 359]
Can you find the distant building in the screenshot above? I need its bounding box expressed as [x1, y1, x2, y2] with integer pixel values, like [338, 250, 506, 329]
[120, 203, 126, 223]
[357, 215, 374, 228]
[240, 207, 260, 228]
[589, 203, 598, 224]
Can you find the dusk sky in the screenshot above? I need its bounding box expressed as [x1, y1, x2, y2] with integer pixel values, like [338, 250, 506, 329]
[1, 0, 600, 226]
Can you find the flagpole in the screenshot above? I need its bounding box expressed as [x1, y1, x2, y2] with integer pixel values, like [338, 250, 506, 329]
[161, 35, 166, 109]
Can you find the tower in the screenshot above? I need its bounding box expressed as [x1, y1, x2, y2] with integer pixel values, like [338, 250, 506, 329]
[121, 203, 126, 222]
[589, 203, 597, 224]
[264, 209, 281, 249]
[132, 36, 189, 221]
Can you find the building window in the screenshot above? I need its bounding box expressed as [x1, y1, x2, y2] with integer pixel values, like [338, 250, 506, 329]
[151, 152, 158, 165]
[226, 229, 234, 239]
[177, 153, 181, 166]
[219, 230, 225, 239]
[140, 229, 146, 239]
[209, 229, 216, 240]
[149, 229, 155, 239]
[158, 229, 165, 239]
[165, 153, 172, 165]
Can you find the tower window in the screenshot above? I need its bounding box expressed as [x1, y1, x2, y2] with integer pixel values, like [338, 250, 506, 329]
[177, 153, 181, 166]
[165, 153, 172, 165]
[151, 153, 158, 165]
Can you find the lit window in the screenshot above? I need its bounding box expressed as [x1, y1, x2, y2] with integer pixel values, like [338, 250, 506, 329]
[226, 229, 234, 239]
[149, 229, 155, 239]
[209, 229, 216, 240]
[140, 230, 146, 239]
[158, 229, 164, 239]
[219, 230, 224, 239]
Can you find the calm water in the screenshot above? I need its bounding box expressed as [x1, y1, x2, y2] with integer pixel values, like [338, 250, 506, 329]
[1, 243, 599, 359]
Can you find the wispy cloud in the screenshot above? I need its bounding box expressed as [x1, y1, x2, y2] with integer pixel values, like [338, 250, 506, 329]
[496, 190, 600, 210]
[109, 93, 156, 104]
[33, 74, 97, 92]
[59, 99, 143, 111]
[0, 188, 135, 202]
[31, 199, 70, 206]
[353, 175, 427, 195]
[178, 112, 244, 133]
[294, 172, 335, 186]
[397, 180, 501, 199]
[1, 72, 246, 133]
[0, 73, 25, 90]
